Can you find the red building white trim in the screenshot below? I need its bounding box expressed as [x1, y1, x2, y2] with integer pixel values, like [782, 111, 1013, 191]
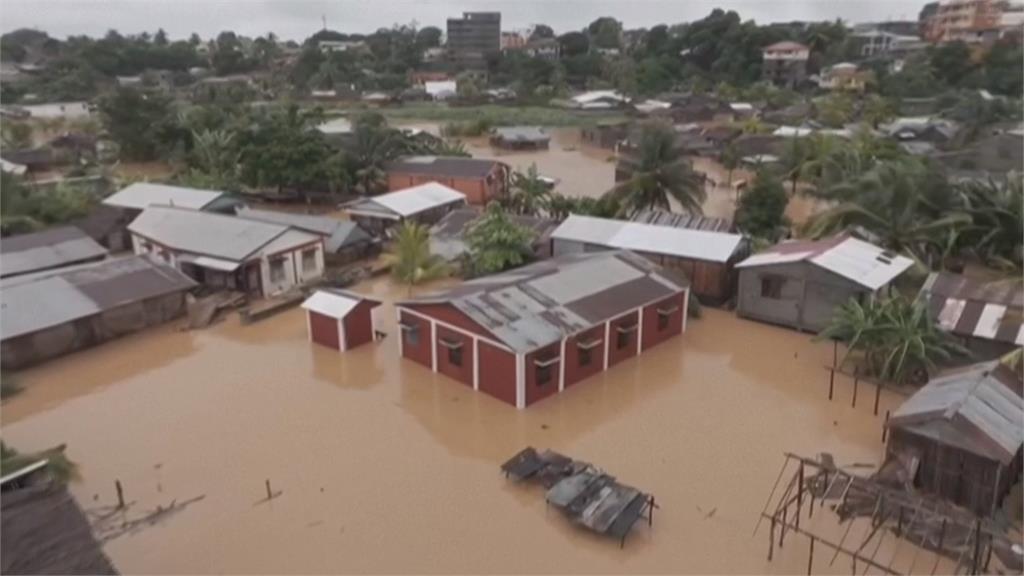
[301, 289, 381, 352]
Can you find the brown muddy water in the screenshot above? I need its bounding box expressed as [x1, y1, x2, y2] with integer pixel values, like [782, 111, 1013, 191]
[1, 274, 943, 574]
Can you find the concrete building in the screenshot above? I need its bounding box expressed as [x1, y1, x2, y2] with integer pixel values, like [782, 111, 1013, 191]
[302, 289, 382, 352]
[345, 182, 467, 236]
[923, 0, 1007, 42]
[0, 255, 195, 369]
[735, 234, 913, 332]
[447, 12, 501, 68]
[128, 206, 324, 297]
[386, 156, 509, 205]
[761, 41, 810, 88]
[395, 250, 690, 408]
[919, 271, 1024, 360]
[0, 226, 108, 279]
[851, 29, 925, 57]
[235, 207, 375, 265]
[522, 38, 560, 60]
[817, 63, 871, 91]
[550, 214, 747, 305]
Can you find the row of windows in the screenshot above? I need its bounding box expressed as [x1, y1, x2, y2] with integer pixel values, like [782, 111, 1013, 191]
[269, 249, 318, 283]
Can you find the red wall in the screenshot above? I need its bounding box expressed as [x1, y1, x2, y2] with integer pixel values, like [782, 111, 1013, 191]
[434, 325, 474, 387]
[342, 302, 376, 350]
[641, 292, 686, 351]
[399, 310, 432, 368]
[563, 325, 606, 388]
[478, 341, 516, 405]
[606, 311, 640, 368]
[387, 166, 506, 206]
[402, 304, 495, 340]
[309, 311, 340, 351]
[524, 342, 561, 406]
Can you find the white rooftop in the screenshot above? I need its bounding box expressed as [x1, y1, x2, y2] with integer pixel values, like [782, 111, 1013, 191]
[104, 182, 225, 211]
[317, 118, 353, 135]
[424, 80, 457, 97]
[354, 183, 466, 218]
[570, 90, 627, 104]
[302, 290, 360, 319]
[736, 236, 913, 290]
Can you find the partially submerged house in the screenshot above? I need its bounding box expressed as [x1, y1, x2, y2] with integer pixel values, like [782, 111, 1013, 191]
[550, 214, 747, 305]
[235, 207, 375, 265]
[429, 207, 557, 263]
[103, 182, 242, 216]
[568, 90, 629, 110]
[489, 126, 550, 150]
[386, 156, 509, 205]
[0, 226, 108, 279]
[882, 117, 960, 149]
[667, 94, 734, 124]
[345, 182, 467, 237]
[886, 360, 1023, 516]
[0, 255, 195, 369]
[580, 120, 630, 149]
[395, 250, 690, 408]
[128, 206, 325, 297]
[919, 272, 1023, 360]
[301, 289, 382, 352]
[735, 234, 913, 332]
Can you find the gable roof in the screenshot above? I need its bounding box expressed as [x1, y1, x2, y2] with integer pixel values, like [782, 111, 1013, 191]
[735, 234, 913, 290]
[1, 255, 196, 340]
[0, 226, 108, 278]
[387, 156, 503, 179]
[629, 209, 733, 233]
[103, 182, 226, 211]
[235, 207, 372, 253]
[763, 41, 809, 52]
[301, 289, 381, 320]
[919, 272, 1024, 346]
[128, 206, 298, 261]
[399, 250, 689, 353]
[492, 126, 550, 142]
[551, 214, 746, 264]
[345, 182, 466, 219]
[429, 208, 557, 261]
[889, 360, 1023, 464]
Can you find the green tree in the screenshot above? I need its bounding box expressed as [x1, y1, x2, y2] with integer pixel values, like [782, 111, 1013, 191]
[735, 170, 789, 241]
[415, 26, 442, 48]
[1, 121, 32, 149]
[182, 129, 241, 191]
[464, 204, 537, 276]
[779, 136, 814, 195]
[531, 25, 555, 40]
[240, 104, 331, 195]
[558, 32, 590, 57]
[957, 176, 1024, 271]
[983, 39, 1024, 97]
[587, 17, 622, 49]
[388, 222, 449, 294]
[605, 123, 706, 215]
[720, 142, 739, 186]
[861, 94, 896, 128]
[347, 120, 401, 196]
[929, 41, 975, 88]
[545, 193, 621, 220]
[504, 164, 552, 216]
[816, 92, 854, 128]
[99, 88, 178, 161]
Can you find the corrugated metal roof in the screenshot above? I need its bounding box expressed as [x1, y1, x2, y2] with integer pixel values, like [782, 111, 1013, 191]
[551, 215, 745, 263]
[400, 250, 689, 352]
[302, 290, 360, 319]
[387, 156, 503, 179]
[890, 361, 1023, 464]
[347, 182, 466, 218]
[1, 255, 195, 340]
[128, 206, 290, 261]
[236, 207, 371, 253]
[919, 272, 1023, 345]
[317, 118, 353, 135]
[493, 126, 550, 142]
[429, 208, 556, 261]
[103, 182, 225, 211]
[736, 235, 912, 290]
[629, 209, 733, 232]
[0, 226, 108, 278]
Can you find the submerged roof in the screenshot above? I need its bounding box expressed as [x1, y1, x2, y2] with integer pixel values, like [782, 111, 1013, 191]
[919, 272, 1024, 346]
[493, 126, 550, 142]
[387, 156, 503, 179]
[103, 182, 226, 211]
[346, 182, 466, 219]
[129, 206, 311, 262]
[399, 250, 689, 352]
[890, 360, 1023, 464]
[301, 288, 381, 320]
[1, 255, 196, 340]
[0, 226, 108, 278]
[235, 207, 371, 253]
[551, 214, 745, 263]
[736, 234, 913, 290]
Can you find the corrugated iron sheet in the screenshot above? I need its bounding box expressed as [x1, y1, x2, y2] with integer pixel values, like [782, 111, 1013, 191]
[0, 226, 108, 278]
[551, 215, 744, 264]
[920, 272, 1024, 345]
[103, 182, 224, 211]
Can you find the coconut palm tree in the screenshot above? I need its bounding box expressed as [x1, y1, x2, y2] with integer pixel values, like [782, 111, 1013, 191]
[504, 164, 552, 216]
[388, 222, 449, 295]
[349, 122, 399, 196]
[957, 175, 1023, 271]
[603, 123, 706, 216]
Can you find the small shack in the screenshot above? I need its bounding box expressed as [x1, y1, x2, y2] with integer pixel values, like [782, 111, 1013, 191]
[735, 235, 913, 332]
[0, 226, 108, 279]
[235, 207, 376, 265]
[429, 207, 557, 263]
[580, 120, 630, 149]
[885, 360, 1023, 516]
[345, 182, 467, 237]
[489, 126, 550, 150]
[0, 255, 196, 369]
[550, 214, 746, 305]
[301, 289, 382, 352]
[386, 156, 509, 205]
[919, 271, 1023, 360]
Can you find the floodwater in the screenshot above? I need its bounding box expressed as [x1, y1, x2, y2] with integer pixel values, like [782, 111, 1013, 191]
[0, 274, 940, 574]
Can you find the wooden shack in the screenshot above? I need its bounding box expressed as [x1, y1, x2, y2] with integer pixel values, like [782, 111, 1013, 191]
[301, 289, 382, 352]
[886, 360, 1023, 516]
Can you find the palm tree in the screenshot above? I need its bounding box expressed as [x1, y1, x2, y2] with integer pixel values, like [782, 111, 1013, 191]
[603, 123, 706, 215]
[187, 128, 241, 190]
[957, 175, 1024, 271]
[387, 222, 449, 295]
[779, 136, 814, 195]
[350, 123, 399, 196]
[505, 164, 552, 216]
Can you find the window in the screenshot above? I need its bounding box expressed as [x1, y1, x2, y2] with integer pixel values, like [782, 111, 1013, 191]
[536, 364, 552, 386]
[760, 275, 786, 299]
[301, 249, 317, 272]
[658, 313, 670, 331]
[448, 346, 463, 366]
[400, 323, 420, 346]
[269, 257, 286, 283]
[579, 347, 592, 367]
[617, 330, 631, 350]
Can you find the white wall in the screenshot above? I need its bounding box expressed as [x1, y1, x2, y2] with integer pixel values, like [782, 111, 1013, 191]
[258, 242, 325, 297]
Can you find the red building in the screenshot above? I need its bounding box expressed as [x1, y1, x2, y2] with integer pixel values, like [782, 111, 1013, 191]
[387, 156, 509, 206]
[395, 250, 690, 408]
[301, 289, 382, 351]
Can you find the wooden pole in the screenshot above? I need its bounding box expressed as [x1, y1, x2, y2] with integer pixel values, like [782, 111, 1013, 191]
[882, 410, 890, 443]
[780, 506, 787, 548]
[265, 479, 272, 500]
[873, 380, 881, 415]
[829, 369, 835, 400]
[971, 519, 982, 575]
[115, 480, 125, 509]
[852, 374, 859, 408]
[931, 518, 947, 575]
[984, 534, 994, 572]
[896, 506, 904, 536]
[807, 537, 815, 576]
[649, 496, 654, 526]
[797, 462, 804, 531]
[769, 518, 775, 561]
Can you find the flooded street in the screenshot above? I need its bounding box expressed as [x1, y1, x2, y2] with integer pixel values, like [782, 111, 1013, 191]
[1, 275, 925, 574]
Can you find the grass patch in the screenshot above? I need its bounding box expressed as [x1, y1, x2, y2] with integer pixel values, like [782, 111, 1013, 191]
[0, 441, 79, 483]
[327, 103, 627, 127]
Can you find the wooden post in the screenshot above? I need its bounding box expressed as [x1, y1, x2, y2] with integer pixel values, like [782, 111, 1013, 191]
[768, 518, 775, 561]
[971, 519, 982, 575]
[896, 506, 904, 536]
[807, 537, 815, 576]
[829, 369, 835, 400]
[796, 463, 804, 531]
[852, 374, 859, 407]
[873, 380, 881, 415]
[780, 507, 787, 548]
[648, 496, 654, 526]
[882, 411, 890, 443]
[984, 533, 994, 572]
[931, 518, 947, 574]
[115, 480, 125, 509]
[265, 479, 272, 500]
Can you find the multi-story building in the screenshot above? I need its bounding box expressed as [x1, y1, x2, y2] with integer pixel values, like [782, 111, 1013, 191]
[447, 12, 500, 68]
[761, 41, 809, 88]
[922, 0, 1006, 42]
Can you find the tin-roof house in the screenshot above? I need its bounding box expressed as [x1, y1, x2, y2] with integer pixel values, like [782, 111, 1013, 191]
[345, 182, 467, 237]
[386, 156, 510, 205]
[301, 289, 382, 352]
[919, 272, 1023, 360]
[735, 235, 913, 332]
[103, 182, 242, 215]
[235, 207, 376, 264]
[0, 226, 108, 279]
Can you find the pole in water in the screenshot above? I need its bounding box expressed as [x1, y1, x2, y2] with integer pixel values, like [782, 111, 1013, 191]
[768, 518, 775, 561]
[882, 410, 890, 443]
[807, 536, 815, 576]
[115, 479, 125, 509]
[265, 479, 272, 500]
[829, 369, 835, 400]
[852, 375, 858, 408]
[873, 380, 881, 415]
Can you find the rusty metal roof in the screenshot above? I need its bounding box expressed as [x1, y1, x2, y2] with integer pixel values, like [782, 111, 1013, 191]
[920, 272, 1023, 346]
[630, 209, 734, 233]
[387, 156, 504, 179]
[399, 251, 689, 352]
